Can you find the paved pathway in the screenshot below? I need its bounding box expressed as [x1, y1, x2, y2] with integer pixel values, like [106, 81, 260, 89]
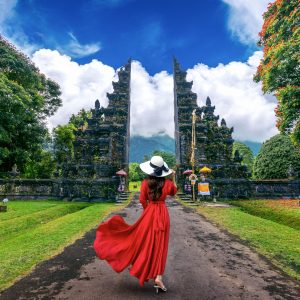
[1, 194, 300, 300]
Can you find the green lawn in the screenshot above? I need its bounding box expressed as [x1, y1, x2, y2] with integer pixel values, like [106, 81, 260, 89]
[229, 200, 300, 231]
[177, 197, 300, 281]
[0, 197, 132, 291]
[0, 201, 58, 222]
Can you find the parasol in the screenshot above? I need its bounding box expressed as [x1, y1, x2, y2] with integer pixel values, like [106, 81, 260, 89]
[199, 166, 212, 173]
[183, 169, 193, 175]
[116, 169, 127, 176]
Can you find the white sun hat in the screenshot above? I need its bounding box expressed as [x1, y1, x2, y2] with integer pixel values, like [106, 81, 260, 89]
[139, 156, 173, 177]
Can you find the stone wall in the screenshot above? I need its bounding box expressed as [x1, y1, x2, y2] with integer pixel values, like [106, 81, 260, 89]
[0, 178, 119, 202]
[210, 179, 300, 200]
[1, 178, 299, 201]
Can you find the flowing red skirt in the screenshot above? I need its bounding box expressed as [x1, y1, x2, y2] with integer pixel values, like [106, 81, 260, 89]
[93, 202, 170, 286]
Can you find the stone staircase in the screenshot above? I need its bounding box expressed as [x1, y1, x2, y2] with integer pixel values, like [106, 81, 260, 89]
[177, 192, 199, 206]
[115, 192, 131, 205]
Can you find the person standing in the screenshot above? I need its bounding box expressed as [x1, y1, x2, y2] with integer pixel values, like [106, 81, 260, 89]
[93, 155, 177, 293]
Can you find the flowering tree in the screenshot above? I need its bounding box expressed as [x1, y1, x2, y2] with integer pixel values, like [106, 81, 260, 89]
[254, 0, 300, 145]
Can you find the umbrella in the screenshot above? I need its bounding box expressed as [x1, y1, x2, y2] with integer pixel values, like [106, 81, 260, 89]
[183, 169, 193, 175]
[199, 166, 212, 173]
[116, 169, 127, 176]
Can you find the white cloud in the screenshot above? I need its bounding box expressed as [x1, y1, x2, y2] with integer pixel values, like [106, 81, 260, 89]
[130, 61, 173, 136]
[32, 48, 277, 143]
[32, 49, 115, 131]
[58, 32, 101, 58]
[0, 0, 17, 25]
[222, 0, 270, 44]
[0, 0, 40, 55]
[0, 2, 100, 58]
[32, 49, 174, 136]
[187, 51, 278, 142]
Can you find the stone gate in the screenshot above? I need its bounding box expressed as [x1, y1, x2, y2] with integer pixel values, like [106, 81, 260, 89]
[0, 58, 299, 200]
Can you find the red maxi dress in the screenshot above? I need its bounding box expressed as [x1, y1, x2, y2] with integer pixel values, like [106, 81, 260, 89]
[93, 178, 177, 286]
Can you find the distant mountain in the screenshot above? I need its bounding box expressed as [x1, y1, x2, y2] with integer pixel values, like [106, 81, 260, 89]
[238, 140, 262, 156]
[129, 135, 262, 162]
[129, 134, 175, 163]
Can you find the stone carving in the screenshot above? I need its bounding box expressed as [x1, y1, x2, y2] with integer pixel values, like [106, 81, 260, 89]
[8, 164, 20, 178]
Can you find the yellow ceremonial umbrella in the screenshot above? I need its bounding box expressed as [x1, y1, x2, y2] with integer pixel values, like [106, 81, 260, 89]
[199, 166, 212, 173]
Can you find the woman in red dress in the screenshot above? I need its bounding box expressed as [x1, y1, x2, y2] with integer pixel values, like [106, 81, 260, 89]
[93, 155, 177, 293]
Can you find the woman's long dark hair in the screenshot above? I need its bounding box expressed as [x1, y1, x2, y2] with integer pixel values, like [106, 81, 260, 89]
[147, 175, 165, 201]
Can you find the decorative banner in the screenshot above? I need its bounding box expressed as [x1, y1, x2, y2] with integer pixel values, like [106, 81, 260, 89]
[198, 182, 210, 195]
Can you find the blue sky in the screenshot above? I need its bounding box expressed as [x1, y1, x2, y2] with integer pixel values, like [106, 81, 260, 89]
[1, 0, 278, 142]
[4, 0, 257, 74]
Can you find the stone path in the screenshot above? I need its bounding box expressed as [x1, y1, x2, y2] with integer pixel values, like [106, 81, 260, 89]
[1, 194, 300, 300]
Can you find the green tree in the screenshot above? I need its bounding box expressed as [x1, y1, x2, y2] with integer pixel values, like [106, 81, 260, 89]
[69, 108, 92, 129]
[0, 36, 62, 175]
[52, 108, 92, 167]
[254, 0, 300, 145]
[129, 163, 145, 182]
[23, 150, 57, 179]
[232, 142, 254, 173]
[53, 124, 76, 165]
[253, 134, 300, 179]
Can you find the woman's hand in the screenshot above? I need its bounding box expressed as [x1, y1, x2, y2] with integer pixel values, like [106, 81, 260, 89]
[171, 170, 177, 187]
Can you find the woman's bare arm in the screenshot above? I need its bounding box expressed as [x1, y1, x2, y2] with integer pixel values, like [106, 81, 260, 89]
[171, 171, 177, 188]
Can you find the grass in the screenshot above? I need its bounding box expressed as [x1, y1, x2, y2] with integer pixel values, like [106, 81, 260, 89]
[0, 202, 89, 242]
[0, 201, 58, 222]
[177, 197, 300, 281]
[228, 200, 300, 231]
[129, 181, 141, 191]
[0, 196, 133, 291]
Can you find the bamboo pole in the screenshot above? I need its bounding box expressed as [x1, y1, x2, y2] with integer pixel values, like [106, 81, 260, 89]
[190, 109, 196, 202]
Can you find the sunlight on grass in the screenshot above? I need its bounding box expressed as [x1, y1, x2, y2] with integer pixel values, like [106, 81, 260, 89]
[0, 203, 89, 242]
[0, 201, 59, 222]
[0, 197, 133, 291]
[229, 200, 300, 231]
